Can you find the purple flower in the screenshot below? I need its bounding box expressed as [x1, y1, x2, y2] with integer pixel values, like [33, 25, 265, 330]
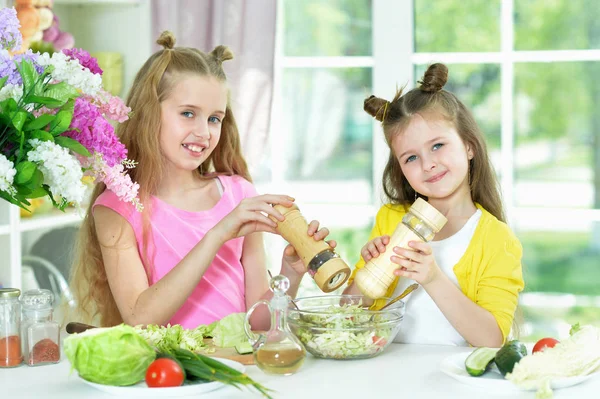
[63, 97, 127, 166]
[0, 8, 22, 52]
[0, 49, 43, 86]
[62, 48, 103, 75]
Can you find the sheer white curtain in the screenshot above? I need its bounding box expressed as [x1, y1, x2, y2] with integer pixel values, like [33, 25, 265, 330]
[151, 0, 277, 174]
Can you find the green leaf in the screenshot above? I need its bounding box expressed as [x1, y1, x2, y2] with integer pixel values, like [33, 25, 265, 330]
[10, 111, 29, 131]
[22, 95, 64, 109]
[24, 114, 55, 131]
[14, 161, 37, 185]
[0, 98, 18, 113]
[49, 101, 74, 135]
[17, 59, 40, 96]
[24, 169, 44, 191]
[44, 81, 80, 103]
[25, 186, 48, 199]
[30, 130, 55, 142]
[55, 136, 91, 157]
[569, 323, 581, 336]
[0, 190, 29, 210]
[0, 76, 8, 90]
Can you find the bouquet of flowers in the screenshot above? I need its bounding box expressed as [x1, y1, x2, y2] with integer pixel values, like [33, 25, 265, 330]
[0, 7, 141, 212]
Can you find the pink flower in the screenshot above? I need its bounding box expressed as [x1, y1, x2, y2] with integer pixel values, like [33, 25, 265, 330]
[93, 89, 131, 123]
[62, 48, 102, 75]
[64, 97, 127, 166]
[82, 154, 143, 211]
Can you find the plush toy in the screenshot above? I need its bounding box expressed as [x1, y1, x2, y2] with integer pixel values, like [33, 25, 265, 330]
[14, 0, 73, 53]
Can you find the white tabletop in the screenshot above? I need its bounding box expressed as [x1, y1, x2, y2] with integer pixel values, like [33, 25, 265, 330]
[1, 343, 598, 398]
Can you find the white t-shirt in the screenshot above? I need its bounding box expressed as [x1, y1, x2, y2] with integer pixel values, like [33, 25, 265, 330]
[392, 209, 482, 346]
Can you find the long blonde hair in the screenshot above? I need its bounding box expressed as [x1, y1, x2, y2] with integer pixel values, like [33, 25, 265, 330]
[68, 31, 251, 326]
[364, 63, 505, 222]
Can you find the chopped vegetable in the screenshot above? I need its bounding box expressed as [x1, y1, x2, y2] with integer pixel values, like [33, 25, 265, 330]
[134, 323, 212, 353]
[465, 347, 499, 377]
[507, 325, 600, 398]
[134, 312, 247, 352]
[64, 324, 156, 386]
[209, 312, 246, 348]
[569, 323, 581, 336]
[290, 303, 394, 359]
[235, 341, 253, 355]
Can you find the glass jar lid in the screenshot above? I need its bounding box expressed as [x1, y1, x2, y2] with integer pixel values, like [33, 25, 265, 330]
[0, 288, 21, 299]
[20, 289, 54, 309]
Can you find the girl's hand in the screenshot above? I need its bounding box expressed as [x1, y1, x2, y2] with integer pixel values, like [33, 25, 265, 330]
[281, 220, 337, 279]
[391, 241, 441, 286]
[213, 194, 294, 242]
[361, 235, 390, 262]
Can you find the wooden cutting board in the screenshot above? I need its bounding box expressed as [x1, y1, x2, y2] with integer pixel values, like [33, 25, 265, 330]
[201, 338, 254, 365]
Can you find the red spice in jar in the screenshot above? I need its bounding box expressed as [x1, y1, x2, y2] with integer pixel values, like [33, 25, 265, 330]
[29, 338, 60, 365]
[0, 335, 23, 367]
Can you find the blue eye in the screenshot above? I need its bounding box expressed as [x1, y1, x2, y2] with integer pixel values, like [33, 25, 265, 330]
[432, 143, 444, 151]
[182, 111, 194, 118]
[209, 116, 222, 124]
[405, 155, 417, 163]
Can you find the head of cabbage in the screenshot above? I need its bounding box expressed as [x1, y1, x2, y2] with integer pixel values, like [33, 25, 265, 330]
[64, 324, 156, 386]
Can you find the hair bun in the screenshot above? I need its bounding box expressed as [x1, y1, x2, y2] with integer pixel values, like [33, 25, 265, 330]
[156, 31, 176, 50]
[418, 63, 448, 93]
[210, 45, 234, 64]
[364, 95, 389, 122]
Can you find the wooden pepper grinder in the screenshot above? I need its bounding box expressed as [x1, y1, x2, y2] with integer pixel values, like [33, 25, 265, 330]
[271, 204, 351, 292]
[355, 198, 447, 299]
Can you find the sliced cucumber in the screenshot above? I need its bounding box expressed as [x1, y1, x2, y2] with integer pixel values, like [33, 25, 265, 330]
[465, 347, 499, 377]
[235, 341, 253, 355]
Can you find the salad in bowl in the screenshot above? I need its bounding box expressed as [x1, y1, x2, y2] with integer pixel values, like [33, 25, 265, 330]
[287, 295, 404, 360]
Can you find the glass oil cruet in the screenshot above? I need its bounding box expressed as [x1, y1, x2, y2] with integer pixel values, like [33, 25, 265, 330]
[244, 274, 306, 375]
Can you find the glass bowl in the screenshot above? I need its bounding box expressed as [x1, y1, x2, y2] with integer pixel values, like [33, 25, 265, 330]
[287, 294, 404, 360]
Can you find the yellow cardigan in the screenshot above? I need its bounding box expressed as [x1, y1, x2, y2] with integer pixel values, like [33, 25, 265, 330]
[348, 203, 525, 342]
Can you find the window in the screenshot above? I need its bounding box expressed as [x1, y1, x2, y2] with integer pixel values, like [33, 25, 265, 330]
[268, 0, 600, 340]
[261, 0, 377, 297]
[414, 0, 600, 339]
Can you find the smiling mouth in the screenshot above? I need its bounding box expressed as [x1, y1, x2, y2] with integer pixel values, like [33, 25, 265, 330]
[182, 143, 205, 154]
[426, 171, 447, 183]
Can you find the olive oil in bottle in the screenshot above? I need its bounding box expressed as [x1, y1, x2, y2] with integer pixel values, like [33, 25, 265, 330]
[244, 275, 306, 376]
[255, 342, 305, 375]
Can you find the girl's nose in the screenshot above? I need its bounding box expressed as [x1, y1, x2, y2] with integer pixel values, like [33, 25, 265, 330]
[422, 155, 437, 171]
[193, 122, 210, 139]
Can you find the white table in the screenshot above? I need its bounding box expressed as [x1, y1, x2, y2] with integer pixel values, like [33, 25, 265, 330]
[1, 343, 598, 398]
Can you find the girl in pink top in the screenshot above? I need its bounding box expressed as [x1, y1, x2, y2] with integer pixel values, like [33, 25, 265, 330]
[69, 31, 335, 329]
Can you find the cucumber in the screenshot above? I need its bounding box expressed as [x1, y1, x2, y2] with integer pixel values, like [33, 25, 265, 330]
[494, 340, 526, 376]
[464, 347, 499, 377]
[235, 341, 253, 355]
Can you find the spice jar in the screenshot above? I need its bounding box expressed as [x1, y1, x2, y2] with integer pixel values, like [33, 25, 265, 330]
[21, 289, 60, 366]
[355, 198, 448, 299]
[0, 288, 23, 368]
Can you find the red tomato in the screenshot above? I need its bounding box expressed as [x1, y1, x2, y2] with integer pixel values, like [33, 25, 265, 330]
[532, 337, 560, 353]
[145, 358, 185, 388]
[372, 335, 388, 347]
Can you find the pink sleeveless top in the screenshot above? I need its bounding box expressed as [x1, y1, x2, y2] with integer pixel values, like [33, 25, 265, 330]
[93, 174, 258, 328]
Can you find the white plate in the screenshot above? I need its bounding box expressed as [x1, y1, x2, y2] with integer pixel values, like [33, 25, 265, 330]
[75, 357, 245, 397]
[440, 351, 599, 394]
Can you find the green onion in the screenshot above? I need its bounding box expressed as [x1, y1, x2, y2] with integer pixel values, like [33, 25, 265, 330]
[166, 348, 273, 398]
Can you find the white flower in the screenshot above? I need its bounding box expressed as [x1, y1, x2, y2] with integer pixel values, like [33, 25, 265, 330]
[0, 153, 16, 195]
[36, 52, 103, 96]
[27, 139, 86, 205]
[0, 83, 23, 103]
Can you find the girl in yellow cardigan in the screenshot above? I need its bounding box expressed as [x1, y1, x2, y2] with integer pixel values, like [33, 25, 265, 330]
[344, 63, 524, 348]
